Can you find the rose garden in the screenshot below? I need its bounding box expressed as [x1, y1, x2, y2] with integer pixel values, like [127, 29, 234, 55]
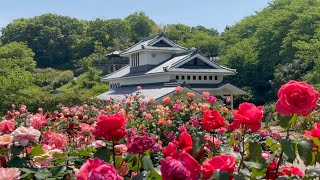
[0, 80, 320, 179]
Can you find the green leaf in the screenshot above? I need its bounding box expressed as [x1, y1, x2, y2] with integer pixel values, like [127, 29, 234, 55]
[280, 139, 296, 163]
[6, 157, 29, 168]
[297, 139, 313, 166]
[248, 142, 263, 162]
[11, 145, 24, 156]
[278, 114, 293, 129]
[310, 137, 320, 148]
[148, 169, 162, 180]
[265, 137, 281, 152]
[210, 170, 230, 180]
[51, 166, 67, 177]
[34, 169, 52, 179]
[192, 135, 205, 157]
[142, 155, 154, 171]
[30, 144, 45, 157]
[94, 146, 110, 162]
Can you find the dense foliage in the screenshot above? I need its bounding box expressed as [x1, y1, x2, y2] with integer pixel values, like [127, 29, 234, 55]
[220, 0, 320, 104]
[0, 81, 319, 179]
[1, 0, 320, 111]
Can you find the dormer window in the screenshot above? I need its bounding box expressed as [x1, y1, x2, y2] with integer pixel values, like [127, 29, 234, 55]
[131, 53, 140, 67]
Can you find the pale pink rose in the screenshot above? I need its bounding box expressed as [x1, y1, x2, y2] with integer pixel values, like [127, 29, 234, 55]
[176, 86, 183, 93]
[114, 144, 128, 155]
[136, 86, 142, 90]
[201, 103, 210, 112]
[0, 168, 20, 180]
[149, 98, 155, 104]
[19, 105, 27, 114]
[37, 108, 43, 113]
[11, 104, 16, 109]
[92, 140, 106, 148]
[0, 134, 13, 147]
[29, 113, 47, 129]
[11, 126, 40, 146]
[226, 97, 232, 103]
[145, 113, 153, 120]
[202, 91, 210, 100]
[79, 123, 93, 134]
[42, 130, 68, 150]
[187, 92, 195, 99]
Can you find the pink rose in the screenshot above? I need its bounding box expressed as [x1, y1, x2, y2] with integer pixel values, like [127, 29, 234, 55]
[0, 134, 13, 147]
[29, 113, 47, 129]
[42, 130, 68, 150]
[176, 86, 183, 93]
[76, 158, 123, 180]
[79, 123, 93, 134]
[187, 92, 195, 99]
[114, 144, 128, 156]
[208, 96, 217, 103]
[93, 114, 127, 141]
[0, 168, 20, 180]
[11, 126, 40, 146]
[0, 119, 15, 134]
[161, 152, 200, 180]
[202, 92, 210, 100]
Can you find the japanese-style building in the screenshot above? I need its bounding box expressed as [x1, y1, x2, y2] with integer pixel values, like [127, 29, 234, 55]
[97, 33, 245, 107]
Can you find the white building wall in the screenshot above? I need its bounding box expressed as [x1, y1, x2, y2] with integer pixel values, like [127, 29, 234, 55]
[110, 74, 171, 87]
[139, 51, 173, 65]
[170, 74, 223, 84]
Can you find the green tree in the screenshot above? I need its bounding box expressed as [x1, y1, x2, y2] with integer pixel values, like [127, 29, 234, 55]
[125, 12, 158, 42]
[1, 14, 89, 69]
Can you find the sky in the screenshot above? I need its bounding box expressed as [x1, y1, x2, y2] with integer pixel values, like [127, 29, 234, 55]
[0, 0, 272, 32]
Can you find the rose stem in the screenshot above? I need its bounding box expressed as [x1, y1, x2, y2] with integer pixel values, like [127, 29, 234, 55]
[275, 127, 290, 177]
[238, 125, 246, 172]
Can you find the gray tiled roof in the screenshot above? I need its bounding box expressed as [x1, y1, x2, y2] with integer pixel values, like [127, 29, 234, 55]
[97, 83, 177, 101]
[167, 68, 236, 74]
[121, 33, 186, 55]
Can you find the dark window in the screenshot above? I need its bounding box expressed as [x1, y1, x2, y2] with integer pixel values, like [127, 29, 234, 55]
[187, 76, 190, 80]
[153, 40, 173, 47]
[193, 76, 196, 80]
[209, 76, 213, 80]
[182, 76, 185, 80]
[176, 75, 179, 80]
[215, 76, 218, 80]
[198, 76, 202, 80]
[204, 76, 207, 80]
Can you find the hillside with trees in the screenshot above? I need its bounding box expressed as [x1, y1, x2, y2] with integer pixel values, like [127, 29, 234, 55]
[1, 0, 320, 113]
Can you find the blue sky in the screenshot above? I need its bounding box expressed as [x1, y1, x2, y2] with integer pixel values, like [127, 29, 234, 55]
[1, 0, 271, 32]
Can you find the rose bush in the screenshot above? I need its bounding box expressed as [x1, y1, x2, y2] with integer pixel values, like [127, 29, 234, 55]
[0, 81, 319, 179]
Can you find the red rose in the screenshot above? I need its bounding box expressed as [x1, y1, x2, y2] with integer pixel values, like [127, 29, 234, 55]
[229, 102, 263, 132]
[201, 110, 227, 131]
[178, 132, 192, 153]
[76, 158, 123, 180]
[93, 114, 127, 141]
[276, 80, 319, 116]
[262, 152, 279, 180]
[162, 142, 179, 158]
[160, 152, 200, 180]
[278, 165, 304, 177]
[201, 154, 236, 179]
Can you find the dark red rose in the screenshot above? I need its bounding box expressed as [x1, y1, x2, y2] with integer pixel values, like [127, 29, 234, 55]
[127, 135, 159, 154]
[160, 152, 200, 180]
[201, 154, 236, 179]
[201, 110, 227, 131]
[76, 158, 123, 180]
[229, 102, 263, 132]
[93, 114, 127, 141]
[278, 165, 304, 177]
[276, 80, 319, 116]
